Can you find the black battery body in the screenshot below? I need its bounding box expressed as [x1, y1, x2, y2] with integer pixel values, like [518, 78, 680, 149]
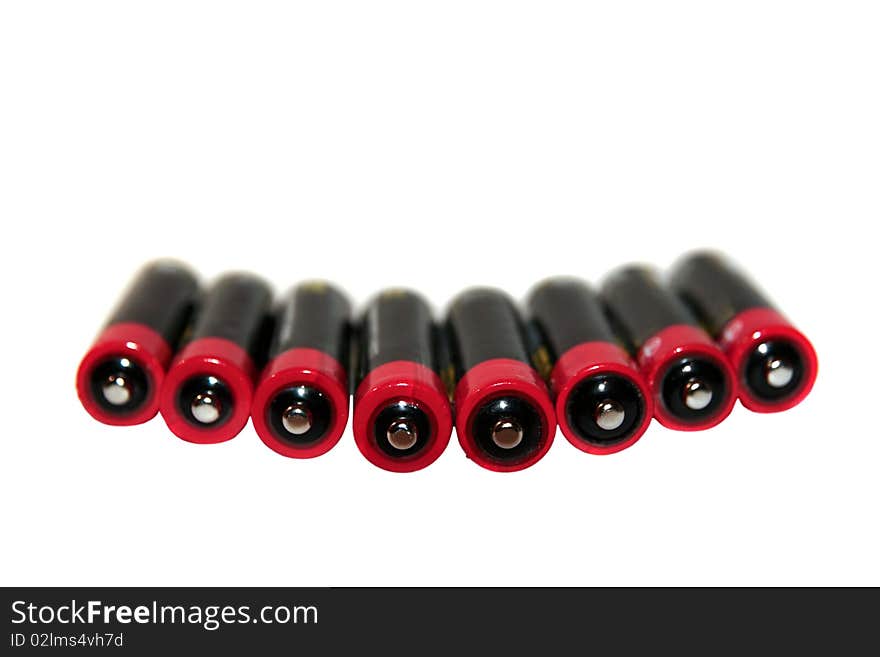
[189, 273, 273, 358]
[271, 283, 351, 363]
[529, 279, 619, 355]
[361, 290, 437, 373]
[601, 266, 697, 352]
[106, 262, 200, 348]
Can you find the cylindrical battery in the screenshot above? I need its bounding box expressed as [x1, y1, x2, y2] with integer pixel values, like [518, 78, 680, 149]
[352, 289, 452, 473]
[527, 278, 653, 455]
[252, 282, 352, 458]
[447, 288, 555, 472]
[600, 265, 736, 431]
[159, 272, 273, 444]
[76, 261, 199, 426]
[669, 251, 818, 412]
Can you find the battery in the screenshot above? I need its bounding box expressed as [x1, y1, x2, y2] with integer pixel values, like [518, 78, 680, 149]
[600, 265, 736, 431]
[352, 289, 452, 473]
[447, 288, 556, 472]
[669, 251, 818, 412]
[251, 282, 352, 458]
[159, 272, 273, 444]
[76, 261, 199, 426]
[526, 278, 653, 455]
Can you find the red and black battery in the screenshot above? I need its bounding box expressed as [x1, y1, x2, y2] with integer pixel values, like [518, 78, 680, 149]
[446, 288, 556, 472]
[601, 266, 736, 431]
[670, 252, 818, 413]
[251, 282, 352, 458]
[352, 289, 452, 473]
[159, 272, 273, 444]
[76, 261, 199, 426]
[526, 278, 653, 455]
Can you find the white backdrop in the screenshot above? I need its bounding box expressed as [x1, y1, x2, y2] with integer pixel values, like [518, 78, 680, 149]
[1, 1, 877, 586]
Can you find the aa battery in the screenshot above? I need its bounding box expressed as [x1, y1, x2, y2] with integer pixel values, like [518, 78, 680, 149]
[447, 288, 555, 472]
[527, 278, 653, 454]
[251, 282, 352, 458]
[669, 251, 818, 412]
[159, 272, 273, 444]
[76, 261, 199, 426]
[352, 289, 452, 473]
[600, 266, 736, 431]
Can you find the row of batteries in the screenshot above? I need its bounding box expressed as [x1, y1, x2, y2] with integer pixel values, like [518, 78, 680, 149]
[76, 252, 818, 473]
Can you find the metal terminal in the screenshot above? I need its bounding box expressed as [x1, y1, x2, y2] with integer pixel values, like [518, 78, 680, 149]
[191, 392, 222, 424]
[683, 378, 713, 411]
[765, 358, 794, 389]
[386, 419, 418, 451]
[491, 418, 523, 449]
[282, 404, 312, 435]
[102, 374, 132, 406]
[594, 399, 626, 431]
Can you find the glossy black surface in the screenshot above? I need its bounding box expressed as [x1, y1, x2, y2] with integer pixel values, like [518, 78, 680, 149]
[565, 374, 645, 446]
[745, 340, 804, 402]
[669, 252, 774, 337]
[88, 356, 149, 415]
[527, 278, 618, 361]
[359, 289, 437, 374]
[660, 357, 728, 423]
[176, 375, 234, 428]
[373, 402, 432, 458]
[270, 282, 351, 364]
[267, 385, 333, 445]
[471, 395, 543, 463]
[107, 261, 199, 346]
[191, 273, 273, 358]
[601, 266, 698, 351]
[446, 288, 531, 375]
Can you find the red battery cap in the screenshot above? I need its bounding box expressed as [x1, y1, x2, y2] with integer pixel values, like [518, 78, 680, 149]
[252, 348, 349, 459]
[719, 307, 818, 413]
[353, 360, 452, 473]
[455, 358, 556, 472]
[637, 324, 737, 431]
[551, 341, 654, 455]
[76, 322, 171, 426]
[159, 337, 256, 444]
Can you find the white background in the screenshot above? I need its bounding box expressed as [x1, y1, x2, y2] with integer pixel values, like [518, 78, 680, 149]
[1, 1, 877, 586]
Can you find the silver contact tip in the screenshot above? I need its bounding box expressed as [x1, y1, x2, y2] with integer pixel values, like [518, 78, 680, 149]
[282, 404, 313, 435]
[491, 418, 523, 450]
[102, 374, 132, 406]
[765, 358, 794, 389]
[594, 399, 626, 431]
[683, 378, 713, 411]
[386, 419, 418, 451]
[190, 392, 222, 424]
